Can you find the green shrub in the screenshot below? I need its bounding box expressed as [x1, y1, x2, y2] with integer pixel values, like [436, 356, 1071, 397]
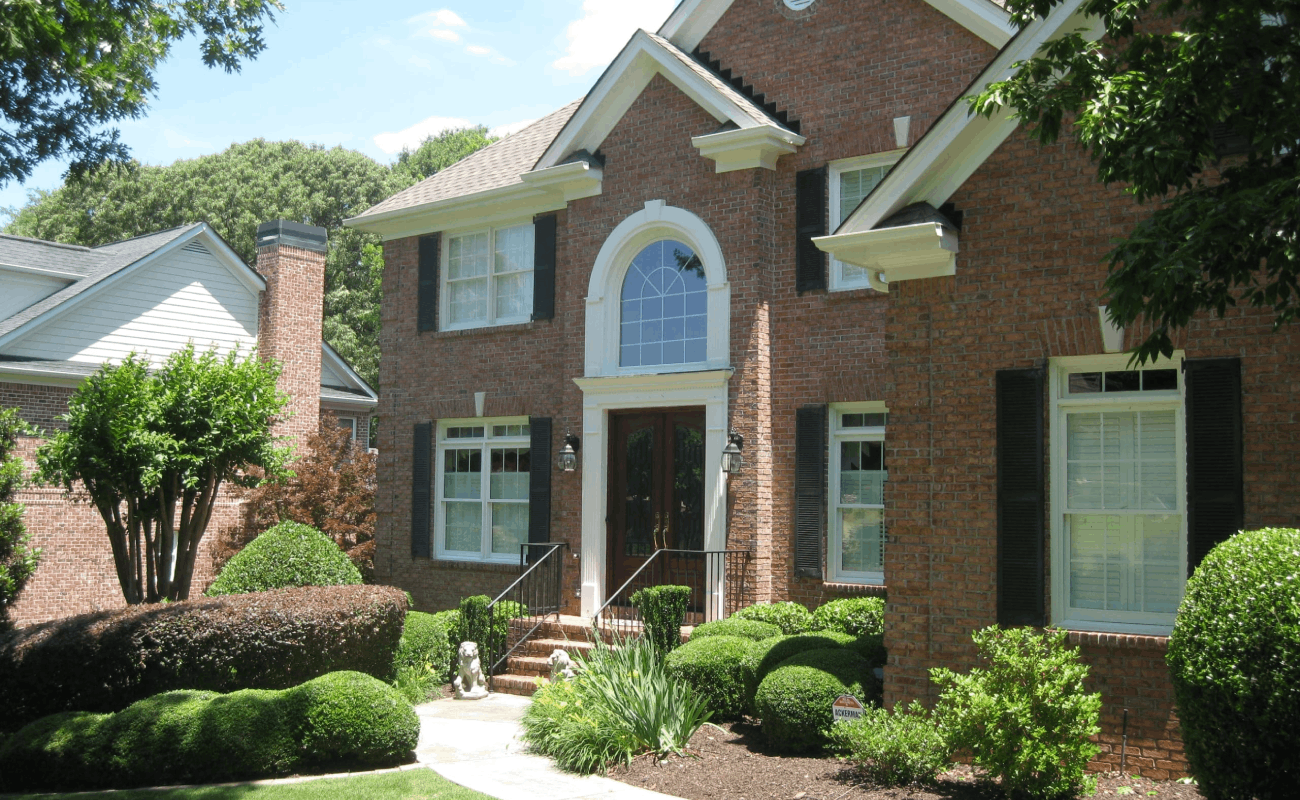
[521, 635, 711, 773]
[430, 609, 460, 680]
[754, 648, 876, 752]
[664, 635, 755, 720]
[290, 671, 420, 765]
[1167, 527, 1300, 800]
[206, 521, 362, 596]
[845, 632, 887, 670]
[689, 617, 781, 642]
[0, 585, 406, 733]
[454, 596, 526, 666]
[392, 611, 449, 703]
[631, 584, 691, 658]
[732, 601, 814, 634]
[743, 631, 855, 706]
[831, 701, 949, 786]
[932, 626, 1100, 800]
[812, 597, 885, 638]
[0, 671, 417, 792]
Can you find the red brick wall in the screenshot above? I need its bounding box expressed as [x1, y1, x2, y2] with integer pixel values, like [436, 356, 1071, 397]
[257, 243, 325, 443]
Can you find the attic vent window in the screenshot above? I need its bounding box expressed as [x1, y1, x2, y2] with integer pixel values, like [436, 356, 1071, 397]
[182, 242, 209, 255]
[784, 0, 816, 8]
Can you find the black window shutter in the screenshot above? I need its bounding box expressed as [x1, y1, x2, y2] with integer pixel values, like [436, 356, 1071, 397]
[528, 417, 553, 549]
[996, 368, 1046, 627]
[1185, 358, 1244, 574]
[532, 216, 557, 321]
[795, 166, 827, 293]
[794, 405, 827, 578]
[411, 422, 433, 558]
[417, 234, 440, 332]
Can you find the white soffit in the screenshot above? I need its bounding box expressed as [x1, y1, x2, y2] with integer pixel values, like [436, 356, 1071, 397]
[813, 221, 959, 282]
[658, 0, 736, 51]
[535, 30, 784, 171]
[829, 0, 1092, 237]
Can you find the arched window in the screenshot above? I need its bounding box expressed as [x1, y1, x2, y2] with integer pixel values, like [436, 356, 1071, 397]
[619, 240, 708, 367]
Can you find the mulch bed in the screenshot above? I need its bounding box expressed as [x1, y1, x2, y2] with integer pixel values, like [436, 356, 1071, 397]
[607, 722, 1204, 800]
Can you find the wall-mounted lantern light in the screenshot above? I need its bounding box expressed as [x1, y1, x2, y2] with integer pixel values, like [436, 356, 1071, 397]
[722, 430, 744, 475]
[559, 433, 582, 473]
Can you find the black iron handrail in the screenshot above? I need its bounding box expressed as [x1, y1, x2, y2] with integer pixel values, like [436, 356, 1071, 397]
[591, 548, 751, 644]
[483, 541, 567, 689]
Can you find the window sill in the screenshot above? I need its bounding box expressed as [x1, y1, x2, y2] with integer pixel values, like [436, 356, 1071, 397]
[1056, 623, 1171, 650]
[822, 581, 887, 596]
[431, 319, 547, 339]
[826, 286, 887, 303]
[424, 557, 521, 574]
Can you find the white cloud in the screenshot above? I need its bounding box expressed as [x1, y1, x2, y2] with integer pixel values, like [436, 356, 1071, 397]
[552, 0, 677, 76]
[426, 28, 460, 42]
[411, 8, 467, 42]
[163, 129, 211, 149]
[465, 44, 491, 56]
[373, 115, 474, 154]
[489, 118, 537, 138]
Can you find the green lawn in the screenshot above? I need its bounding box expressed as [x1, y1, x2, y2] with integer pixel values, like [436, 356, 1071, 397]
[1, 768, 493, 800]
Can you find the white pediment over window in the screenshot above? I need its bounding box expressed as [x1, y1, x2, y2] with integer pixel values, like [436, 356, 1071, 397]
[585, 200, 730, 378]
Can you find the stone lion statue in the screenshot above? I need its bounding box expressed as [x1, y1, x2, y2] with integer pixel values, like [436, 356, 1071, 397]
[453, 641, 489, 699]
[548, 648, 577, 682]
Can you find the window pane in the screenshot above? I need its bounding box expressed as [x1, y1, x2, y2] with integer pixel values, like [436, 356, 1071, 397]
[443, 448, 481, 499]
[1068, 514, 1182, 613]
[838, 165, 887, 222]
[491, 503, 528, 554]
[1142, 370, 1178, 391]
[840, 508, 883, 572]
[1066, 410, 1177, 512]
[444, 502, 482, 552]
[620, 240, 707, 367]
[494, 225, 533, 274]
[449, 276, 488, 323]
[490, 447, 530, 500]
[1068, 372, 1102, 393]
[494, 270, 533, 319]
[448, 233, 489, 279]
[1104, 371, 1141, 392]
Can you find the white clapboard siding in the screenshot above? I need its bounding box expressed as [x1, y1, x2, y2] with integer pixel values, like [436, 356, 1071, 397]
[320, 356, 345, 387]
[7, 245, 259, 365]
[0, 269, 73, 322]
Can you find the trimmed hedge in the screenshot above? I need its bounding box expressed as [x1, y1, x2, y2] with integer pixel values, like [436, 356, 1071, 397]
[1167, 528, 1300, 800]
[688, 617, 781, 642]
[430, 609, 461, 681]
[392, 611, 450, 703]
[731, 601, 814, 634]
[0, 585, 407, 732]
[754, 648, 877, 752]
[812, 597, 884, 638]
[453, 596, 525, 667]
[631, 584, 692, 658]
[0, 671, 418, 792]
[207, 521, 362, 596]
[664, 635, 756, 720]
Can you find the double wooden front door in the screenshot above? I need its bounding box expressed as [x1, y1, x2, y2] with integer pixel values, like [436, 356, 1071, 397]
[607, 408, 706, 592]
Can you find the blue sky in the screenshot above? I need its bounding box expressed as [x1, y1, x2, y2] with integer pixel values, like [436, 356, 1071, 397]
[0, 0, 679, 219]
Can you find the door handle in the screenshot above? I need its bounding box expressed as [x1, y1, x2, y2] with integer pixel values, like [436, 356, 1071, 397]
[652, 511, 661, 550]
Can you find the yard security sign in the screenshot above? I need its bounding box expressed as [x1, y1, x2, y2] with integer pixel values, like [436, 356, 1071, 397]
[832, 694, 864, 722]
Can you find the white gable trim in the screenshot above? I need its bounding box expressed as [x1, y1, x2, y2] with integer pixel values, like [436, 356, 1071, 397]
[0, 262, 83, 281]
[659, 0, 1013, 51]
[321, 341, 378, 401]
[0, 224, 265, 351]
[536, 30, 792, 171]
[692, 126, 804, 172]
[818, 0, 1093, 247]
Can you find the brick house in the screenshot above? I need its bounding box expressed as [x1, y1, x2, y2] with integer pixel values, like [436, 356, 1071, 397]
[1, 220, 377, 626]
[346, 0, 1297, 778]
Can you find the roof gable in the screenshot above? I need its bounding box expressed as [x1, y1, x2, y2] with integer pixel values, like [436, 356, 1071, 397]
[321, 341, 378, 402]
[535, 30, 799, 171]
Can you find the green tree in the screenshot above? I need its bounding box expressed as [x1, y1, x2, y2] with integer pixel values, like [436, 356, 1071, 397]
[394, 126, 495, 182]
[0, 0, 283, 187]
[970, 0, 1299, 363]
[36, 346, 291, 603]
[0, 407, 41, 628]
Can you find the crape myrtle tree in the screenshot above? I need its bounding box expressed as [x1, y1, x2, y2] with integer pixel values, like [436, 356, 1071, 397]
[5, 129, 497, 388]
[36, 346, 291, 603]
[970, 0, 1300, 363]
[0, 0, 283, 187]
[0, 407, 41, 628]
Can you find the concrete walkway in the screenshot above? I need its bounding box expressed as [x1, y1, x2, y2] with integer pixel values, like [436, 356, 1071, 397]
[416, 693, 682, 800]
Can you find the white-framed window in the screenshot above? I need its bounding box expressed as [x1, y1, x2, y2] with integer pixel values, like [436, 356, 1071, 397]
[337, 416, 357, 441]
[829, 402, 888, 583]
[442, 223, 534, 330]
[619, 239, 708, 368]
[435, 419, 531, 562]
[829, 150, 904, 291]
[1050, 354, 1186, 634]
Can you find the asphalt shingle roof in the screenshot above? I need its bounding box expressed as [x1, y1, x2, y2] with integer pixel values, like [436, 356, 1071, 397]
[644, 32, 788, 130]
[0, 224, 200, 339]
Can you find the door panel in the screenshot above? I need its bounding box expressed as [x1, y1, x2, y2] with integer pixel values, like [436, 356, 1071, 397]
[608, 408, 705, 592]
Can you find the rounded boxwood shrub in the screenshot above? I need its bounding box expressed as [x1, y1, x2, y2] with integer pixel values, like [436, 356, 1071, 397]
[689, 617, 781, 642]
[1167, 528, 1300, 800]
[664, 635, 756, 720]
[812, 597, 884, 637]
[743, 631, 855, 704]
[732, 601, 814, 634]
[290, 671, 420, 765]
[206, 521, 362, 596]
[754, 648, 876, 752]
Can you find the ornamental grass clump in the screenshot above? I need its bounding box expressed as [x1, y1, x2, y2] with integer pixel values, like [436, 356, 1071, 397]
[1167, 527, 1300, 800]
[832, 701, 949, 787]
[932, 626, 1100, 799]
[732, 601, 814, 634]
[521, 635, 711, 774]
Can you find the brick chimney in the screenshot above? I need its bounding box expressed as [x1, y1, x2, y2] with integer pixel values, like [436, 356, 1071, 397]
[255, 220, 326, 446]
